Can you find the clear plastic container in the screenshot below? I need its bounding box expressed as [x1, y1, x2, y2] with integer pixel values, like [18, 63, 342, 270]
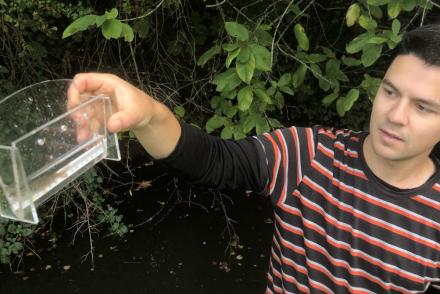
[0, 80, 120, 224]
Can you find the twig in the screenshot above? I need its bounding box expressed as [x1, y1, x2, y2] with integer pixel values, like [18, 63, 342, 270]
[120, 0, 165, 22]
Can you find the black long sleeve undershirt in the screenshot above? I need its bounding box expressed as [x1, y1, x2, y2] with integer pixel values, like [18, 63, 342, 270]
[154, 121, 268, 194]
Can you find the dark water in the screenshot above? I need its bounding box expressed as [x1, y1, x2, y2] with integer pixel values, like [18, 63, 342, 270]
[0, 157, 273, 294]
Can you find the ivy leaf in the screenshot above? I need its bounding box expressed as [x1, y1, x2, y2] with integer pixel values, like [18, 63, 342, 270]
[388, 1, 402, 19]
[121, 23, 134, 42]
[174, 105, 185, 118]
[256, 116, 270, 134]
[223, 43, 239, 52]
[237, 46, 251, 63]
[236, 55, 256, 84]
[392, 19, 401, 34]
[342, 89, 360, 112]
[361, 43, 382, 67]
[226, 48, 241, 68]
[241, 114, 257, 133]
[225, 22, 249, 41]
[212, 68, 242, 92]
[221, 125, 234, 139]
[237, 86, 254, 111]
[62, 15, 97, 38]
[254, 88, 271, 104]
[358, 15, 377, 30]
[278, 73, 292, 87]
[206, 115, 225, 133]
[197, 45, 221, 67]
[101, 19, 123, 40]
[294, 24, 309, 51]
[249, 44, 271, 71]
[133, 19, 150, 38]
[342, 56, 362, 66]
[292, 64, 307, 88]
[367, 0, 388, 5]
[346, 32, 373, 54]
[279, 86, 294, 95]
[346, 3, 361, 27]
[322, 91, 340, 106]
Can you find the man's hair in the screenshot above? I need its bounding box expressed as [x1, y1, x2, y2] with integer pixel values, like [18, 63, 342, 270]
[392, 24, 440, 66]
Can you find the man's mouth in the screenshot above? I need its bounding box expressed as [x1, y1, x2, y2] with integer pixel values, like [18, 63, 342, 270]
[379, 128, 404, 142]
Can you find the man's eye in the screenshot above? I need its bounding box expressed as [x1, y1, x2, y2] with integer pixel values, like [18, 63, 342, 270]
[384, 88, 394, 96]
[416, 104, 430, 112]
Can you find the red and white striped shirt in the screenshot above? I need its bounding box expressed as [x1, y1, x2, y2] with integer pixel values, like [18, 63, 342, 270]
[254, 126, 440, 293]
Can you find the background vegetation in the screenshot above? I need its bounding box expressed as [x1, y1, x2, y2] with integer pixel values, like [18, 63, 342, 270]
[1, 0, 438, 267]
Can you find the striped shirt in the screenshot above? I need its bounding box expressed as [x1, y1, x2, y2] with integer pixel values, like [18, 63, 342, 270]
[254, 126, 440, 293]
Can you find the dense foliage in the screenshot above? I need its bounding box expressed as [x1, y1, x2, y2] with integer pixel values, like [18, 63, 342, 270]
[0, 0, 438, 266]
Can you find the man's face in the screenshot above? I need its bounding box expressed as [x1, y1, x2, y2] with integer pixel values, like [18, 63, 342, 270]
[368, 54, 440, 163]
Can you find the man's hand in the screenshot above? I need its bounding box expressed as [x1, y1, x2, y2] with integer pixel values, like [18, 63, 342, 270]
[67, 73, 181, 159]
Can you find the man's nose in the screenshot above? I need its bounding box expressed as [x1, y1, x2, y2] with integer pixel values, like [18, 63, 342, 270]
[387, 99, 409, 126]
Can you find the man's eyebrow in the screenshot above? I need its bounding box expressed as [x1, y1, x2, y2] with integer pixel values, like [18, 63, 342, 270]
[382, 78, 440, 109]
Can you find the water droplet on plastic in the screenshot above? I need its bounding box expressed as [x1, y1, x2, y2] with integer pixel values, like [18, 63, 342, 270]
[60, 125, 67, 132]
[36, 138, 45, 146]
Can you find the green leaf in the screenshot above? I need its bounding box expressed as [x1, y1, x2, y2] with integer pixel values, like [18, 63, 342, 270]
[367, 0, 388, 6]
[369, 5, 384, 19]
[254, 29, 272, 46]
[197, 45, 221, 67]
[322, 91, 340, 106]
[237, 46, 251, 63]
[210, 96, 223, 109]
[225, 22, 249, 41]
[101, 19, 123, 40]
[342, 89, 360, 112]
[361, 74, 382, 100]
[221, 101, 237, 118]
[0, 65, 9, 74]
[254, 88, 271, 104]
[388, 1, 401, 19]
[226, 48, 241, 68]
[402, 0, 417, 11]
[321, 46, 336, 58]
[62, 15, 97, 38]
[121, 23, 134, 42]
[206, 115, 225, 133]
[292, 64, 307, 88]
[361, 43, 382, 67]
[268, 118, 283, 128]
[105, 8, 118, 20]
[241, 114, 257, 133]
[223, 43, 239, 52]
[212, 68, 242, 92]
[237, 86, 254, 111]
[358, 15, 377, 30]
[278, 73, 292, 87]
[256, 116, 270, 134]
[306, 54, 327, 63]
[336, 98, 346, 117]
[346, 3, 361, 27]
[346, 32, 373, 54]
[367, 36, 387, 44]
[133, 19, 150, 38]
[392, 19, 401, 34]
[342, 56, 362, 67]
[294, 24, 309, 51]
[174, 105, 185, 118]
[280, 86, 294, 95]
[249, 44, 271, 71]
[221, 125, 234, 139]
[236, 55, 256, 84]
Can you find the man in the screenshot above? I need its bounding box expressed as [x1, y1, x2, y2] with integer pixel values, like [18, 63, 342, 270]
[68, 24, 439, 292]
